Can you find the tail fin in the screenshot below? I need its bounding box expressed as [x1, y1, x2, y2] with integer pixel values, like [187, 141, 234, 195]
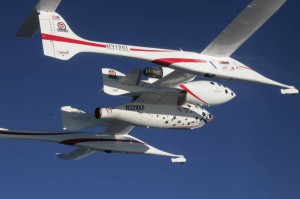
[102, 68, 142, 96]
[38, 11, 85, 60]
[17, 0, 108, 60]
[18, 0, 170, 62]
[17, 0, 81, 60]
[61, 106, 104, 131]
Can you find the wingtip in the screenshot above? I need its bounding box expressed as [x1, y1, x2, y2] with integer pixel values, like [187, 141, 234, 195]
[281, 87, 298, 95]
[171, 155, 186, 163]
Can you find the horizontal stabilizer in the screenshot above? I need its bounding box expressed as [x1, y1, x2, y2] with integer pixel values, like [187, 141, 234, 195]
[61, 106, 103, 130]
[35, 0, 62, 12]
[17, 0, 62, 37]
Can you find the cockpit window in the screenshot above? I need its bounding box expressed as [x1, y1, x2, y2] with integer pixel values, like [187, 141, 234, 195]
[225, 89, 228, 94]
[210, 82, 214, 85]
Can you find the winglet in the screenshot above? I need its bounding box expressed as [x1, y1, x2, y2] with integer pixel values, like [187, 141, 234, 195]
[281, 87, 298, 95]
[171, 155, 186, 163]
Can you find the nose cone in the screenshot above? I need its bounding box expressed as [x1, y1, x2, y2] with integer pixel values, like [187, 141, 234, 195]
[202, 113, 214, 124]
[224, 87, 236, 100]
[181, 81, 236, 106]
[197, 109, 214, 124]
[212, 82, 236, 104]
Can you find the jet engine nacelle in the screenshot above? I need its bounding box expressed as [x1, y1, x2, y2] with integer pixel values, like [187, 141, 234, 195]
[180, 81, 236, 106]
[143, 67, 163, 79]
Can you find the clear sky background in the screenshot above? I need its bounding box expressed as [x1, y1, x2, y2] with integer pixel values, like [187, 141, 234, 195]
[0, 0, 299, 198]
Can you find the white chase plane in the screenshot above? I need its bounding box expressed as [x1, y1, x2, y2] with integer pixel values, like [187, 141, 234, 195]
[18, 0, 298, 95]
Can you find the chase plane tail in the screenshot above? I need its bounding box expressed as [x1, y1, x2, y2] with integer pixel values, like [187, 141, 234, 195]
[17, 0, 107, 60]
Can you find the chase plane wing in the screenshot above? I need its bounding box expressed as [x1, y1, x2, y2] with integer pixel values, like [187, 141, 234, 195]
[201, 0, 286, 57]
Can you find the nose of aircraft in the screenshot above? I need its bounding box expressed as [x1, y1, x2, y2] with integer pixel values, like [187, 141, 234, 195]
[198, 108, 214, 124]
[206, 114, 214, 123]
[219, 83, 236, 104]
[202, 113, 214, 124]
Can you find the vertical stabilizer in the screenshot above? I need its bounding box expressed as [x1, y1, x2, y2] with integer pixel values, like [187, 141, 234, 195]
[38, 11, 84, 60]
[17, 0, 98, 60]
[61, 106, 103, 130]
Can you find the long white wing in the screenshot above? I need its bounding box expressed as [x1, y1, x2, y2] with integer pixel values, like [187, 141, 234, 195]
[201, 0, 286, 57]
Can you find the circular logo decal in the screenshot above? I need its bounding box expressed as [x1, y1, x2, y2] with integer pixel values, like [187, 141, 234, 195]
[57, 22, 66, 30]
[109, 69, 116, 77]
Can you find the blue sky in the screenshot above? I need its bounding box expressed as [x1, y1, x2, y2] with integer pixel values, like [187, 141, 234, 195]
[0, 0, 299, 198]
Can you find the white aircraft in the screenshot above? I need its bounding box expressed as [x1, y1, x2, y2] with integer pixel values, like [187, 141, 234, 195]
[17, 0, 298, 95]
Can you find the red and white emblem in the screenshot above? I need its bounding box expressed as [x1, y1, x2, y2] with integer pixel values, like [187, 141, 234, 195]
[108, 69, 116, 77]
[57, 22, 66, 30]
